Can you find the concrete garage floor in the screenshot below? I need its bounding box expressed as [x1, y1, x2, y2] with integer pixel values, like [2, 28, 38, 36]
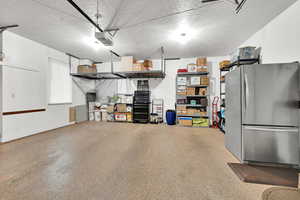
[0, 122, 268, 200]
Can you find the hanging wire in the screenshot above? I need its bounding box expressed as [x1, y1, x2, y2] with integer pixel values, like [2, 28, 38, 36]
[96, 0, 99, 26]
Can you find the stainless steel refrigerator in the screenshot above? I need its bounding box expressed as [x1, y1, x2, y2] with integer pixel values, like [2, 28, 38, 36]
[225, 63, 300, 166]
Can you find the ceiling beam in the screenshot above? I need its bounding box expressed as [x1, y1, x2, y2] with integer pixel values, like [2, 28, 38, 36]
[66, 0, 104, 32]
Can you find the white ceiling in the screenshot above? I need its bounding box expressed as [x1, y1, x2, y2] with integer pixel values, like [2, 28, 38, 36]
[0, 0, 297, 62]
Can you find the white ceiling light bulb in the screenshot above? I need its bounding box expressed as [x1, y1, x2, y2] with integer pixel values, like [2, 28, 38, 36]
[83, 36, 103, 51]
[169, 23, 197, 45]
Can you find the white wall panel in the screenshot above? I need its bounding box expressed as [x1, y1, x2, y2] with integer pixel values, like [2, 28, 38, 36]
[1, 31, 86, 142]
[241, 0, 300, 63]
[2, 66, 46, 112]
[2, 31, 47, 71]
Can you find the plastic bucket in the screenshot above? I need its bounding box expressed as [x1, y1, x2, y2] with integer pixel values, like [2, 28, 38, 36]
[166, 110, 176, 125]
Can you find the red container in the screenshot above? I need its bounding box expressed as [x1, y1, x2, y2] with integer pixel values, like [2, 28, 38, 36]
[177, 69, 188, 73]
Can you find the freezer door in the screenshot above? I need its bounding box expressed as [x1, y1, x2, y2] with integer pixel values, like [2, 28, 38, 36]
[225, 68, 242, 161]
[243, 126, 299, 165]
[242, 63, 299, 126]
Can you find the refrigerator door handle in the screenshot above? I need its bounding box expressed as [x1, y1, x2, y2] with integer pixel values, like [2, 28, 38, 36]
[244, 126, 298, 133]
[244, 75, 249, 112]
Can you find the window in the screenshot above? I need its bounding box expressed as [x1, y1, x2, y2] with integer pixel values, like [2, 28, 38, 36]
[49, 58, 72, 104]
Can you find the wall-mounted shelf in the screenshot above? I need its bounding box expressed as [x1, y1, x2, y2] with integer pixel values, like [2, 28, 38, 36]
[218, 56, 260, 133]
[71, 72, 125, 80]
[177, 72, 209, 76]
[186, 85, 208, 88]
[70, 47, 166, 80]
[177, 114, 209, 118]
[177, 104, 207, 108]
[227, 58, 260, 68]
[116, 70, 166, 79]
[71, 70, 165, 80]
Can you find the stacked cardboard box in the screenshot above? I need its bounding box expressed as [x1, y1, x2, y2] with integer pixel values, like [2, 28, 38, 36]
[200, 111, 207, 116]
[106, 105, 115, 113]
[186, 88, 196, 95]
[177, 85, 187, 96]
[126, 113, 132, 122]
[69, 107, 76, 122]
[187, 108, 198, 115]
[178, 117, 193, 126]
[190, 76, 201, 85]
[187, 64, 197, 72]
[196, 57, 207, 66]
[115, 113, 127, 121]
[132, 62, 146, 71]
[121, 56, 136, 71]
[201, 77, 209, 86]
[177, 77, 187, 85]
[177, 105, 187, 114]
[78, 65, 97, 73]
[143, 60, 153, 69]
[121, 56, 153, 71]
[116, 104, 127, 112]
[197, 66, 208, 72]
[177, 90, 186, 96]
[199, 88, 207, 96]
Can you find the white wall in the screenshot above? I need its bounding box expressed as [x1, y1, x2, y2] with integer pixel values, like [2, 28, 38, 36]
[241, 0, 300, 63]
[0, 31, 86, 142]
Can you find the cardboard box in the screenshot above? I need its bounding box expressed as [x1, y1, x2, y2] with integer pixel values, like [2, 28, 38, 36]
[178, 117, 193, 126]
[220, 75, 226, 82]
[177, 77, 187, 86]
[219, 60, 230, 69]
[78, 65, 97, 73]
[115, 113, 127, 121]
[121, 56, 136, 71]
[199, 88, 207, 96]
[190, 77, 201, 85]
[177, 105, 186, 111]
[186, 88, 196, 95]
[69, 107, 76, 122]
[127, 113, 132, 122]
[177, 109, 187, 114]
[177, 85, 186, 90]
[116, 104, 127, 112]
[187, 64, 197, 72]
[201, 77, 209, 86]
[197, 66, 208, 72]
[200, 111, 207, 116]
[196, 57, 207, 66]
[106, 105, 115, 113]
[193, 118, 209, 127]
[143, 60, 153, 69]
[177, 90, 186, 96]
[132, 62, 146, 71]
[187, 108, 196, 115]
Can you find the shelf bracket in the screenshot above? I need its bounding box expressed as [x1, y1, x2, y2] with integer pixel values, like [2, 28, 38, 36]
[0, 24, 19, 33]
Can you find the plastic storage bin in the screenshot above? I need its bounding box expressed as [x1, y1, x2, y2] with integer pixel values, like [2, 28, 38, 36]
[166, 110, 176, 125]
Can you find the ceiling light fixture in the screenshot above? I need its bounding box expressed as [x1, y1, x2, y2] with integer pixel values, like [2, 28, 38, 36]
[83, 36, 103, 51]
[169, 23, 197, 45]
